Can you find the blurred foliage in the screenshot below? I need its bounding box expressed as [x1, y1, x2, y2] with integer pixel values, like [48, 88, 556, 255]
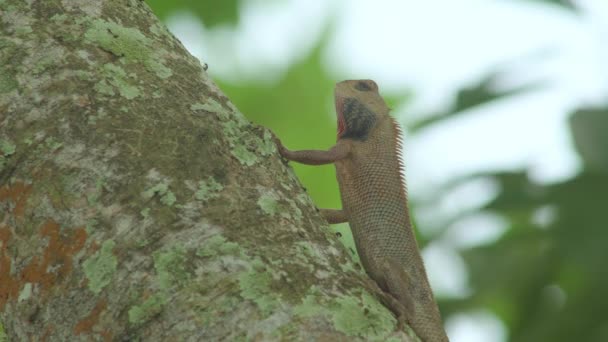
[409, 71, 546, 131]
[442, 167, 608, 342]
[146, 0, 608, 341]
[146, 0, 239, 27]
[529, 0, 577, 11]
[570, 108, 608, 172]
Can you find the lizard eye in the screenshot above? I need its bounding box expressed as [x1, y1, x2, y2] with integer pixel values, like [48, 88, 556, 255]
[355, 81, 372, 91]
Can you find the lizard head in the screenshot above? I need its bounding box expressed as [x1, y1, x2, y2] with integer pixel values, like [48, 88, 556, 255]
[335, 79, 389, 140]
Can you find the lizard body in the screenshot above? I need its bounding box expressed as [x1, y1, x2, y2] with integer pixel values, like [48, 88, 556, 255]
[276, 80, 448, 341]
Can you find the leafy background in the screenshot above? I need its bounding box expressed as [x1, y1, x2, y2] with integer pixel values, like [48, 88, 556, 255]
[146, 1, 608, 341]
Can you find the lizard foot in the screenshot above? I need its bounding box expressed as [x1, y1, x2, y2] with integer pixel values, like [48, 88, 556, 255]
[267, 130, 290, 161]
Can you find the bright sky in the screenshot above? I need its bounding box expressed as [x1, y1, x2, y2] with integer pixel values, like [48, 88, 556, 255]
[166, 1, 608, 341]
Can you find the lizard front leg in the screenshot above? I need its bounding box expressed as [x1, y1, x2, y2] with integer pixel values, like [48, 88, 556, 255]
[274, 136, 351, 223]
[275, 137, 351, 165]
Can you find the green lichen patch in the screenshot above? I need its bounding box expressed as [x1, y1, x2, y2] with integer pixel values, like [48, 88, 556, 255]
[136, 239, 150, 248]
[194, 177, 223, 201]
[83, 240, 117, 294]
[85, 219, 98, 234]
[153, 246, 190, 289]
[0, 321, 6, 342]
[84, 19, 172, 79]
[128, 293, 166, 325]
[15, 24, 33, 35]
[330, 292, 395, 339]
[32, 55, 55, 74]
[94, 80, 115, 96]
[143, 182, 176, 206]
[44, 137, 63, 152]
[88, 108, 108, 125]
[140, 207, 150, 218]
[259, 130, 276, 156]
[231, 145, 257, 166]
[74, 70, 93, 81]
[285, 198, 303, 221]
[238, 259, 279, 316]
[0, 138, 16, 170]
[143, 182, 168, 198]
[86, 177, 105, 206]
[294, 242, 323, 262]
[18, 282, 33, 302]
[95, 63, 141, 99]
[160, 191, 176, 206]
[293, 289, 324, 318]
[195, 241, 290, 321]
[0, 69, 18, 93]
[0, 37, 15, 52]
[339, 259, 361, 275]
[193, 293, 242, 333]
[257, 189, 303, 222]
[296, 193, 312, 206]
[213, 105, 275, 167]
[50, 13, 68, 23]
[229, 128, 277, 166]
[197, 235, 240, 258]
[190, 99, 223, 113]
[257, 191, 279, 216]
[294, 288, 396, 341]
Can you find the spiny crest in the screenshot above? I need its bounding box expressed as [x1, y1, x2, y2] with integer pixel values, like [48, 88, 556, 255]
[390, 117, 408, 199]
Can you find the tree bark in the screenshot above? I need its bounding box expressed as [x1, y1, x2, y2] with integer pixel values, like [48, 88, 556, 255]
[0, 1, 415, 341]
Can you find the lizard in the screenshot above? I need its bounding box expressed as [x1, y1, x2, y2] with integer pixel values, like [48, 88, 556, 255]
[274, 79, 449, 341]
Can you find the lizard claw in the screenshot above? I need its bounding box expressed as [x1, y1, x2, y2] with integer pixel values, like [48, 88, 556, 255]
[269, 130, 290, 161]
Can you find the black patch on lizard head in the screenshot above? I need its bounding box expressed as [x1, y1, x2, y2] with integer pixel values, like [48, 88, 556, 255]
[355, 81, 372, 91]
[340, 98, 376, 141]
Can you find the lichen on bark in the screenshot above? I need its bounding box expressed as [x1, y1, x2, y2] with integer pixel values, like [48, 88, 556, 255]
[0, 0, 414, 341]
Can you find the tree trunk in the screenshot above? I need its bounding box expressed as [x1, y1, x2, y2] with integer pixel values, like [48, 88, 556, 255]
[0, 1, 415, 341]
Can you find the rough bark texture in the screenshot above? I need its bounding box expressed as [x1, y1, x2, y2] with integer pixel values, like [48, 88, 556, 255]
[0, 1, 416, 341]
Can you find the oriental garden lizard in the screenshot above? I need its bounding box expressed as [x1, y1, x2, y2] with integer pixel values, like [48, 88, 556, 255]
[274, 80, 449, 341]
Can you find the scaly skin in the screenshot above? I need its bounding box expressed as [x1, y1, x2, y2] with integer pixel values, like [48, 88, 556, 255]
[276, 80, 448, 341]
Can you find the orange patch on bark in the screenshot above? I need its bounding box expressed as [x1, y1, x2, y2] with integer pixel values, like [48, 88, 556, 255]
[0, 221, 88, 310]
[99, 330, 113, 342]
[74, 298, 107, 335]
[0, 225, 20, 310]
[21, 221, 87, 287]
[40, 324, 55, 342]
[0, 181, 33, 222]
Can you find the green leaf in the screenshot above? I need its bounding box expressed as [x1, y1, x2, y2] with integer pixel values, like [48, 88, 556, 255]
[569, 108, 608, 172]
[529, 0, 578, 11]
[146, 0, 240, 27]
[410, 71, 545, 132]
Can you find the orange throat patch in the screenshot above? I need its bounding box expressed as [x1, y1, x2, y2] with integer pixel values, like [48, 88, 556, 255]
[336, 97, 346, 139]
